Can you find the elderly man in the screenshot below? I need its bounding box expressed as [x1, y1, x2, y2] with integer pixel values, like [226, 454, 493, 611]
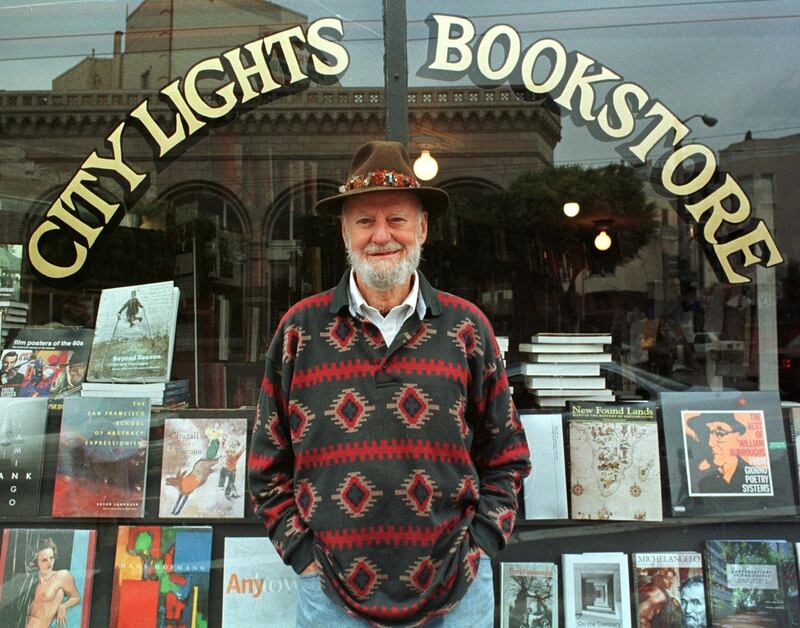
[248, 140, 531, 627]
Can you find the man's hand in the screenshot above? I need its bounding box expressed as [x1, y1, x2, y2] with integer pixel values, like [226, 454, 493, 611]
[301, 562, 319, 575]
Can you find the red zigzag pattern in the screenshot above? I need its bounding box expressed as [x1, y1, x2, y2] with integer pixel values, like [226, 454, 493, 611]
[295, 439, 473, 469]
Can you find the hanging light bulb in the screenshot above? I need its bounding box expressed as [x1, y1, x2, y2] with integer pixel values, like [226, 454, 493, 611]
[563, 201, 580, 218]
[594, 228, 612, 251]
[413, 149, 439, 181]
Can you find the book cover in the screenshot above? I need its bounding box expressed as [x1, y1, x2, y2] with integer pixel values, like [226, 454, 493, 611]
[529, 353, 613, 364]
[87, 281, 179, 383]
[563, 553, 632, 628]
[52, 397, 151, 517]
[0, 397, 48, 517]
[159, 417, 247, 518]
[518, 363, 601, 377]
[526, 376, 607, 389]
[632, 552, 706, 628]
[0, 244, 23, 302]
[532, 333, 613, 345]
[661, 392, 795, 517]
[0, 528, 97, 628]
[520, 342, 606, 354]
[519, 413, 568, 519]
[222, 537, 298, 627]
[500, 562, 558, 628]
[704, 539, 800, 627]
[109, 525, 212, 628]
[567, 402, 662, 521]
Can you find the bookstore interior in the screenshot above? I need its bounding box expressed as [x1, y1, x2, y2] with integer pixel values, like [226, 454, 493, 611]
[1, 1, 799, 626]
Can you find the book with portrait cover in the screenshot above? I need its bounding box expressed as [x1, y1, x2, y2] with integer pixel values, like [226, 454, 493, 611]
[563, 552, 632, 628]
[660, 391, 795, 517]
[500, 562, 558, 628]
[52, 396, 151, 518]
[519, 413, 568, 519]
[0, 528, 97, 628]
[222, 537, 298, 627]
[159, 416, 247, 518]
[704, 539, 800, 627]
[0, 397, 48, 517]
[109, 525, 212, 628]
[567, 402, 662, 521]
[87, 281, 179, 383]
[632, 552, 706, 628]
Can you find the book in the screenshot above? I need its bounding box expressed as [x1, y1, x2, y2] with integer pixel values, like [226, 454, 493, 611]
[81, 380, 189, 406]
[520, 343, 606, 354]
[632, 552, 706, 628]
[516, 362, 601, 377]
[532, 333, 613, 345]
[563, 552, 632, 628]
[159, 416, 247, 518]
[525, 376, 607, 389]
[567, 402, 662, 521]
[704, 539, 800, 627]
[0, 528, 97, 628]
[0, 398, 48, 517]
[109, 525, 212, 628]
[519, 413, 568, 519]
[222, 537, 298, 627]
[87, 281, 180, 383]
[0, 244, 23, 302]
[500, 562, 558, 628]
[661, 391, 795, 517]
[536, 395, 615, 408]
[52, 397, 151, 517]
[528, 353, 613, 363]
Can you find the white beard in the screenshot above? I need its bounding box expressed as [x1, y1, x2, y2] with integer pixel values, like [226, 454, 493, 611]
[346, 237, 422, 290]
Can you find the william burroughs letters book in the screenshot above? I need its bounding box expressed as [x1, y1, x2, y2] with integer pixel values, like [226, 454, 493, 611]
[632, 552, 706, 628]
[222, 537, 298, 627]
[500, 562, 558, 628]
[519, 413, 568, 519]
[87, 281, 179, 383]
[0, 398, 48, 517]
[109, 525, 212, 628]
[563, 552, 632, 628]
[567, 402, 662, 521]
[660, 391, 795, 517]
[52, 397, 151, 517]
[0, 527, 97, 628]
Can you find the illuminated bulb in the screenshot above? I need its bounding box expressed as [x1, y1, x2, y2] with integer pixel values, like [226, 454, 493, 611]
[413, 150, 438, 181]
[594, 229, 612, 251]
[563, 201, 580, 218]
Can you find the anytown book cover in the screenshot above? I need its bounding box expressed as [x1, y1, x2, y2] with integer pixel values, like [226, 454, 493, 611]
[87, 281, 179, 383]
[0, 397, 48, 517]
[222, 537, 298, 627]
[567, 402, 662, 521]
[563, 552, 632, 628]
[0, 528, 97, 628]
[499, 562, 558, 628]
[52, 396, 151, 517]
[632, 552, 706, 628]
[159, 416, 247, 518]
[704, 539, 800, 627]
[109, 525, 212, 628]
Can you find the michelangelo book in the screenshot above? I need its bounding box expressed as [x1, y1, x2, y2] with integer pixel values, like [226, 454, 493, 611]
[0, 398, 48, 517]
[500, 562, 558, 628]
[87, 281, 179, 383]
[222, 537, 298, 627]
[519, 413, 568, 519]
[632, 552, 706, 628]
[567, 402, 662, 521]
[52, 397, 151, 517]
[159, 417, 247, 518]
[0, 528, 97, 628]
[109, 525, 212, 628]
[563, 552, 632, 628]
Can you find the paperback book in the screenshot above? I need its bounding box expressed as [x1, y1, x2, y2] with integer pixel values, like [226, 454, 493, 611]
[0, 397, 49, 517]
[519, 413, 568, 519]
[563, 552, 632, 628]
[500, 562, 558, 628]
[109, 525, 212, 628]
[0, 528, 97, 628]
[222, 537, 298, 627]
[567, 402, 662, 521]
[632, 552, 706, 628]
[159, 416, 247, 518]
[87, 280, 180, 383]
[52, 396, 151, 517]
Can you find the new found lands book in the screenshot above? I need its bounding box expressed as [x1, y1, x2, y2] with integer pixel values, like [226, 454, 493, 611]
[0, 397, 49, 517]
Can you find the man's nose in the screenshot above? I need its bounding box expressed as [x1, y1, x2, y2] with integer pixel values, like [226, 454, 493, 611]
[371, 220, 392, 244]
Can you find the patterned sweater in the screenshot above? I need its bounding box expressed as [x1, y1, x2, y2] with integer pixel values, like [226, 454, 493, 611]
[248, 272, 531, 626]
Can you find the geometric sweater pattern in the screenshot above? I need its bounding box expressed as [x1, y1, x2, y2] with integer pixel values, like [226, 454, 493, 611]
[248, 271, 531, 626]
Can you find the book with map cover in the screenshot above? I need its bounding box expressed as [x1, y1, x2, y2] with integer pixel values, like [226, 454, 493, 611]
[0, 398, 49, 517]
[500, 562, 558, 628]
[109, 525, 212, 628]
[222, 537, 298, 627]
[632, 552, 706, 628]
[519, 413, 568, 519]
[704, 539, 800, 627]
[563, 553, 631, 628]
[0, 527, 97, 628]
[567, 402, 662, 521]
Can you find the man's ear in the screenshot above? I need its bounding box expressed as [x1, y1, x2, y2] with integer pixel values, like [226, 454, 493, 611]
[419, 210, 428, 244]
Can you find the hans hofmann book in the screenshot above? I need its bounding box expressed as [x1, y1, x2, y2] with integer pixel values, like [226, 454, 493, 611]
[563, 552, 632, 628]
[52, 396, 151, 518]
[519, 413, 568, 520]
[500, 562, 558, 628]
[0, 397, 48, 517]
[632, 551, 706, 628]
[0, 527, 97, 628]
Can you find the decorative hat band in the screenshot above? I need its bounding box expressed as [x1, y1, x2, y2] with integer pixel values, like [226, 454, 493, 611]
[339, 169, 421, 193]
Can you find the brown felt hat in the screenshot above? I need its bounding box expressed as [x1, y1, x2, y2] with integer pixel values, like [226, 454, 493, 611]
[686, 412, 747, 436]
[314, 140, 449, 216]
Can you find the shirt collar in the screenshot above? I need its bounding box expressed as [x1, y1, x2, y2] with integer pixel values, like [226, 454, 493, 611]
[330, 269, 441, 318]
[347, 269, 425, 319]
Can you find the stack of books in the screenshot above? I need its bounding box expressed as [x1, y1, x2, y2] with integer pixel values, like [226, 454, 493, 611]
[81, 379, 189, 407]
[517, 333, 614, 407]
[0, 299, 29, 346]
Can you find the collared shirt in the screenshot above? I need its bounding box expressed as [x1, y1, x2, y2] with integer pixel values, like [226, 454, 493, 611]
[347, 269, 426, 347]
